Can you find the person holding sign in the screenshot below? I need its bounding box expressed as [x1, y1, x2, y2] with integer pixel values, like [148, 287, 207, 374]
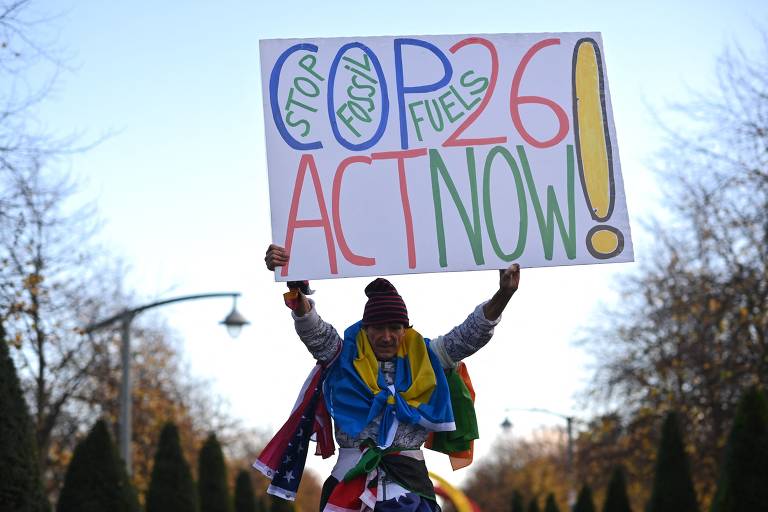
[255, 244, 520, 512]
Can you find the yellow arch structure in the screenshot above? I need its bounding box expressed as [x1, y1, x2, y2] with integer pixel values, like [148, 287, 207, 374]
[429, 471, 477, 512]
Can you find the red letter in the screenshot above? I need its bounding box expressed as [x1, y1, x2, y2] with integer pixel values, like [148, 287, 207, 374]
[443, 37, 506, 147]
[282, 154, 337, 276]
[510, 38, 569, 148]
[332, 156, 375, 266]
[370, 148, 428, 269]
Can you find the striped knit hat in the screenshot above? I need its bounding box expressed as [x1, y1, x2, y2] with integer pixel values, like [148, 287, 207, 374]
[362, 278, 409, 327]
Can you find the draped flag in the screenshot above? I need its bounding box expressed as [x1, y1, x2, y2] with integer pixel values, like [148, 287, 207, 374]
[324, 322, 455, 448]
[425, 362, 478, 470]
[253, 364, 335, 500]
[254, 323, 480, 502]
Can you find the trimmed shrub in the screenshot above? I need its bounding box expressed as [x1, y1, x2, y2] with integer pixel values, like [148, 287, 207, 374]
[602, 466, 632, 512]
[198, 433, 231, 512]
[146, 422, 199, 512]
[268, 496, 295, 511]
[646, 412, 698, 512]
[573, 485, 596, 512]
[56, 420, 138, 512]
[234, 470, 257, 512]
[510, 490, 525, 512]
[710, 386, 768, 512]
[0, 331, 49, 512]
[544, 493, 560, 512]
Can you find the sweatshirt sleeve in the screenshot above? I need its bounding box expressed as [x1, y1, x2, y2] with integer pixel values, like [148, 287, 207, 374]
[429, 301, 502, 369]
[292, 299, 342, 363]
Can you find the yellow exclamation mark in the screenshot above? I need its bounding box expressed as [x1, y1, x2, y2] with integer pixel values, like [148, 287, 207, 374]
[572, 38, 624, 259]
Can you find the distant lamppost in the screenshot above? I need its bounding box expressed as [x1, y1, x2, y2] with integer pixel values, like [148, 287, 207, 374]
[85, 292, 249, 474]
[501, 407, 576, 505]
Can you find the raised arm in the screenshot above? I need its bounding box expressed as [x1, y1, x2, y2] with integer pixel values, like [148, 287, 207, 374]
[265, 244, 312, 315]
[482, 263, 520, 321]
[264, 244, 341, 362]
[430, 263, 520, 368]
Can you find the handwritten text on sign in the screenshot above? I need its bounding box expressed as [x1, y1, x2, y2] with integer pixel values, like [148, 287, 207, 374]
[260, 33, 633, 280]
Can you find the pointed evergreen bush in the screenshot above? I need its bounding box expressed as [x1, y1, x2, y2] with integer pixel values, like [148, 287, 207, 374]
[146, 422, 199, 512]
[268, 496, 294, 511]
[710, 386, 768, 512]
[0, 331, 49, 512]
[56, 419, 138, 512]
[603, 466, 632, 512]
[544, 493, 560, 512]
[198, 433, 231, 512]
[573, 485, 596, 512]
[527, 497, 540, 512]
[255, 495, 268, 512]
[646, 412, 698, 512]
[510, 490, 525, 512]
[234, 470, 256, 512]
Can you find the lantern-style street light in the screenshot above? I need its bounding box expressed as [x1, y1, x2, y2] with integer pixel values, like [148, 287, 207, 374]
[85, 292, 249, 474]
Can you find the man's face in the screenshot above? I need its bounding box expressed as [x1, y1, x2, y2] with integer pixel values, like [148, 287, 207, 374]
[365, 323, 406, 361]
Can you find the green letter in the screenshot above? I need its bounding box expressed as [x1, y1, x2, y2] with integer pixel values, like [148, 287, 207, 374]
[429, 148, 485, 267]
[438, 90, 464, 123]
[516, 145, 576, 259]
[483, 146, 528, 261]
[408, 101, 425, 142]
[336, 103, 362, 137]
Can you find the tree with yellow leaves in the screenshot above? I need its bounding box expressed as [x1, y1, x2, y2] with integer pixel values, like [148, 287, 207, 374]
[580, 31, 768, 508]
[463, 432, 570, 512]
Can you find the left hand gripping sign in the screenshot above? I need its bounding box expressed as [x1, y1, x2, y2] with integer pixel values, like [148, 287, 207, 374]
[259, 33, 634, 281]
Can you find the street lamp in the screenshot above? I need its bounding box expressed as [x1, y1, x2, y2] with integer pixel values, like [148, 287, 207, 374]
[501, 407, 576, 506]
[84, 292, 249, 475]
[220, 295, 249, 338]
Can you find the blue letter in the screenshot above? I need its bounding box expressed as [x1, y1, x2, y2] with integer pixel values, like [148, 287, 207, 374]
[394, 39, 453, 149]
[328, 42, 389, 151]
[269, 43, 323, 150]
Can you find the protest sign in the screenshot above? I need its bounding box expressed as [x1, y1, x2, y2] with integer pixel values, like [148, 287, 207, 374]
[259, 33, 633, 281]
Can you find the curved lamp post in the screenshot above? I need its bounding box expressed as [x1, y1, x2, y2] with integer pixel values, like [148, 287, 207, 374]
[501, 407, 576, 505]
[85, 292, 249, 474]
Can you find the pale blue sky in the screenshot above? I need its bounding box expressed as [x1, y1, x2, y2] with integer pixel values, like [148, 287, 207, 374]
[28, 0, 768, 484]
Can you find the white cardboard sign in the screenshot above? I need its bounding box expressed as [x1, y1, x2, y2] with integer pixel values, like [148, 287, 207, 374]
[260, 33, 633, 281]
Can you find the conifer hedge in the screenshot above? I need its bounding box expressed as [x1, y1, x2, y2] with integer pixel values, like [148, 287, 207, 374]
[710, 387, 768, 512]
[603, 466, 632, 512]
[573, 485, 596, 512]
[268, 496, 295, 511]
[544, 493, 560, 512]
[510, 490, 524, 512]
[56, 420, 138, 512]
[146, 422, 199, 512]
[234, 470, 257, 512]
[646, 412, 698, 512]
[0, 330, 49, 512]
[198, 433, 231, 512]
